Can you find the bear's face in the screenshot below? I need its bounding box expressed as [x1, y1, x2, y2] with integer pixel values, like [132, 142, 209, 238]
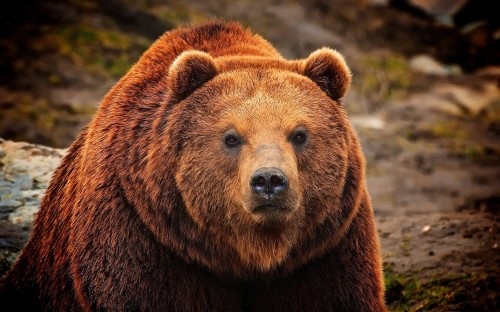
[161, 49, 352, 272]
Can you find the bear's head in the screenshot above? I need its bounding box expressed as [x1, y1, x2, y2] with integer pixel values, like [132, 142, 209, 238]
[130, 48, 362, 277]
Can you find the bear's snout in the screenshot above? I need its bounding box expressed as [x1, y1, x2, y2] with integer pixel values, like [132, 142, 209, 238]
[248, 167, 297, 217]
[250, 167, 288, 197]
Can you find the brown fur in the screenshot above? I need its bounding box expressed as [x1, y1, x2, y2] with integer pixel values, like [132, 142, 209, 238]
[0, 21, 386, 311]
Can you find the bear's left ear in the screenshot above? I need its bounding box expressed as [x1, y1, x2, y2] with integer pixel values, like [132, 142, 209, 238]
[302, 48, 352, 101]
[168, 50, 218, 100]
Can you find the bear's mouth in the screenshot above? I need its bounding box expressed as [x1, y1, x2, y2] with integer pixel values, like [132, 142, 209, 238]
[246, 194, 299, 224]
[251, 204, 291, 214]
[250, 204, 295, 225]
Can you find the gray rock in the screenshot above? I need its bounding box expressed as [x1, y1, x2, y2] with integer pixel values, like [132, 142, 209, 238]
[0, 200, 22, 213]
[0, 139, 65, 258]
[8, 205, 40, 225]
[409, 54, 461, 76]
[408, 0, 468, 16]
[405, 81, 500, 116]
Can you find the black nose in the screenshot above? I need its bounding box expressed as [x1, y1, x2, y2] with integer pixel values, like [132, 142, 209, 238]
[250, 167, 288, 196]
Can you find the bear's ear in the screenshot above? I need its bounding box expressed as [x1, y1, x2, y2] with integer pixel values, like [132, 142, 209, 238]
[302, 48, 352, 101]
[168, 50, 217, 100]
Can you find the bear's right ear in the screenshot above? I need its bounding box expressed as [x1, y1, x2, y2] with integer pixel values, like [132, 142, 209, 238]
[168, 50, 218, 100]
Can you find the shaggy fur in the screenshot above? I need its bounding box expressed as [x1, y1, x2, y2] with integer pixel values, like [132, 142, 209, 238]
[0, 22, 386, 311]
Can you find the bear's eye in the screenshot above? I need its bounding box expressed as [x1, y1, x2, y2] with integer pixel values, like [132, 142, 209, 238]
[291, 129, 307, 146]
[224, 134, 242, 148]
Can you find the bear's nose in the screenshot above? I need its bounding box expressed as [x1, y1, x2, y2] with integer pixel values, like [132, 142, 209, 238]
[250, 167, 288, 196]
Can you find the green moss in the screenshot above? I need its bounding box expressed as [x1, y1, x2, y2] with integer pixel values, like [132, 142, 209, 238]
[0, 92, 96, 147]
[399, 234, 411, 256]
[385, 267, 497, 311]
[430, 121, 468, 140]
[30, 24, 150, 79]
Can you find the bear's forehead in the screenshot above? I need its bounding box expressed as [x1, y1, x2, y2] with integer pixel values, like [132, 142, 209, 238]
[207, 82, 333, 137]
[216, 92, 310, 132]
[213, 56, 312, 96]
[185, 58, 339, 132]
[213, 69, 324, 106]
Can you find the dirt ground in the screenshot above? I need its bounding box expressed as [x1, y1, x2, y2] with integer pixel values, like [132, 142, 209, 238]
[0, 0, 499, 310]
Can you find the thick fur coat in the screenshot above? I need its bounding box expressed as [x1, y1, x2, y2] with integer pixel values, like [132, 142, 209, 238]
[0, 22, 386, 311]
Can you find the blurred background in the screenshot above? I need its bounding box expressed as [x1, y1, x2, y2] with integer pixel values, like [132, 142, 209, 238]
[1, 0, 499, 147]
[0, 0, 499, 310]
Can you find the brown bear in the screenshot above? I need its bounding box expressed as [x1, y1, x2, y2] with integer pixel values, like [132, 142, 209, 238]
[0, 22, 386, 311]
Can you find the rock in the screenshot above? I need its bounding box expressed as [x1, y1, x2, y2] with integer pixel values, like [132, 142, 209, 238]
[0, 139, 65, 274]
[435, 82, 500, 116]
[406, 92, 463, 115]
[350, 115, 386, 130]
[409, 54, 461, 76]
[475, 66, 500, 78]
[8, 205, 40, 225]
[409, 0, 468, 16]
[0, 200, 22, 213]
[405, 81, 500, 116]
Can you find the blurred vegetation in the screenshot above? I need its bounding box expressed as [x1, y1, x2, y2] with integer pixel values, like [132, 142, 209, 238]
[0, 91, 96, 146]
[33, 24, 150, 79]
[357, 54, 412, 103]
